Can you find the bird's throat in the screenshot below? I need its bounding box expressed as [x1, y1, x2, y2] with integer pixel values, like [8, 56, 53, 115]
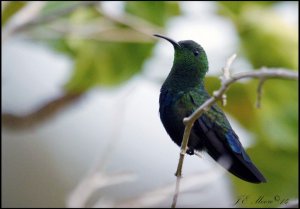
[163, 63, 206, 91]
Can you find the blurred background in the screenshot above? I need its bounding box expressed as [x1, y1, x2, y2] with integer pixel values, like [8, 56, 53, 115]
[2, 1, 298, 208]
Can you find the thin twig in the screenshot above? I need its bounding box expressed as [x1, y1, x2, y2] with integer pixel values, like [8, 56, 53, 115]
[96, 5, 164, 37]
[172, 53, 236, 207]
[256, 77, 266, 108]
[185, 68, 298, 126]
[114, 168, 226, 208]
[2, 92, 83, 129]
[221, 53, 236, 83]
[67, 172, 136, 208]
[171, 123, 193, 207]
[171, 57, 298, 207]
[171, 176, 182, 208]
[220, 53, 236, 106]
[67, 85, 137, 208]
[2, 1, 97, 41]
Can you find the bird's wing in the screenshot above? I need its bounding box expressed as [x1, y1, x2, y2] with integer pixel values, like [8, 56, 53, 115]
[189, 91, 266, 183]
[188, 91, 250, 161]
[197, 109, 251, 163]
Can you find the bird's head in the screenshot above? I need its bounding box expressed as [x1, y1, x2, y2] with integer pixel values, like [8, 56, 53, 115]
[154, 34, 209, 80]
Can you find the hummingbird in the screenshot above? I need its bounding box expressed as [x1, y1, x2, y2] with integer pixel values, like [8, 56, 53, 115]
[154, 34, 266, 183]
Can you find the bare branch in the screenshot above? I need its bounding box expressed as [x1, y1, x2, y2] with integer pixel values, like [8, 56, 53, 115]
[220, 53, 237, 106]
[171, 60, 298, 207]
[221, 53, 236, 82]
[2, 92, 83, 129]
[2, 1, 98, 42]
[2, 1, 163, 43]
[256, 77, 266, 108]
[171, 176, 182, 208]
[67, 171, 136, 208]
[185, 68, 298, 125]
[95, 5, 164, 38]
[115, 168, 226, 208]
[66, 84, 137, 208]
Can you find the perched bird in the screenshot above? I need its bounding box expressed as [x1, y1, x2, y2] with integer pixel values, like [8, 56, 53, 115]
[155, 34, 266, 183]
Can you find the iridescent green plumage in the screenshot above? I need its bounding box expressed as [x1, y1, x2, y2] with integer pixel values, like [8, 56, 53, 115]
[155, 34, 266, 183]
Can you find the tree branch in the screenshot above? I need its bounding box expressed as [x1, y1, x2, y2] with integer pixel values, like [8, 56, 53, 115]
[2, 1, 98, 42]
[2, 92, 83, 129]
[171, 54, 298, 207]
[256, 77, 266, 108]
[95, 5, 164, 38]
[3, 1, 163, 43]
[185, 68, 298, 126]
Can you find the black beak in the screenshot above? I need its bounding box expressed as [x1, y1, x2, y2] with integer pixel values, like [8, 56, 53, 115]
[153, 34, 181, 49]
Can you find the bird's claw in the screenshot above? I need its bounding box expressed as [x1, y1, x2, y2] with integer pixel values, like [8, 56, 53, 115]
[186, 148, 194, 155]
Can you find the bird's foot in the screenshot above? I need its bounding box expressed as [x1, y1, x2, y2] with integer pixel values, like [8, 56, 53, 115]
[194, 151, 202, 158]
[186, 147, 194, 155]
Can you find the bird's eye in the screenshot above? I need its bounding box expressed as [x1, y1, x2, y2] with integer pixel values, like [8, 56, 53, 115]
[193, 50, 199, 56]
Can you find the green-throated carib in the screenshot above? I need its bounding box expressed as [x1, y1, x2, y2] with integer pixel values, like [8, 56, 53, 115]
[155, 34, 266, 183]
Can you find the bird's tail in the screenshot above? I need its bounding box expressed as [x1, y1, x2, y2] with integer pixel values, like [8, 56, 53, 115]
[227, 155, 266, 183]
[210, 151, 266, 183]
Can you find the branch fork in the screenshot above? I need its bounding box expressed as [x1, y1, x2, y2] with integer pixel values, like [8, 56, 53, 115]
[171, 54, 298, 208]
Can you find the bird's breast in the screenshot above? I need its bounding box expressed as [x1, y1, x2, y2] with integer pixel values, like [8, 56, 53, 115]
[159, 90, 191, 121]
[159, 89, 195, 146]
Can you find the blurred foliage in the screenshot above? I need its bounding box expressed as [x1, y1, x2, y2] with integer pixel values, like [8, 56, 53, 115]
[41, 1, 180, 93]
[218, 1, 298, 70]
[125, 1, 179, 27]
[1, 1, 27, 26]
[2, 1, 180, 93]
[41, 1, 79, 14]
[210, 1, 298, 207]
